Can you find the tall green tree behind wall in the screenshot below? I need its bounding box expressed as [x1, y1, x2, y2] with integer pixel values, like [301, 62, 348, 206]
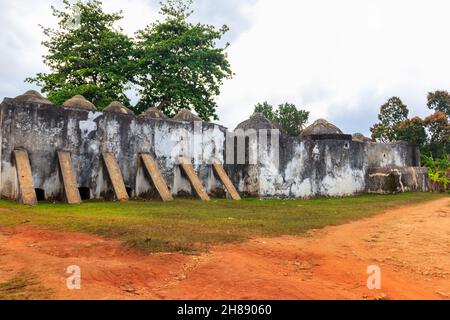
[370, 97, 409, 143]
[254, 102, 310, 136]
[26, 0, 135, 108]
[134, 0, 233, 120]
[26, 0, 232, 120]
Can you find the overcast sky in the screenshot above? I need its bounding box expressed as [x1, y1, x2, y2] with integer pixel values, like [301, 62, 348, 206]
[1, 0, 449, 135]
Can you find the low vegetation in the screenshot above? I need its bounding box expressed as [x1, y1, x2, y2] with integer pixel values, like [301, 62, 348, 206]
[0, 273, 53, 300]
[422, 154, 450, 192]
[0, 193, 444, 254]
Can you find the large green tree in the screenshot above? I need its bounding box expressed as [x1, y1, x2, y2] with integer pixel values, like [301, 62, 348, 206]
[134, 0, 233, 120]
[26, 0, 134, 108]
[254, 102, 310, 136]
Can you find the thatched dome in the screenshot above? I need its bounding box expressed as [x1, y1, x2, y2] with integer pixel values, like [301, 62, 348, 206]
[352, 133, 371, 143]
[300, 119, 343, 137]
[234, 113, 281, 132]
[173, 109, 202, 122]
[14, 90, 52, 105]
[103, 101, 134, 115]
[139, 107, 167, 119]
[63, 95, 96, 110]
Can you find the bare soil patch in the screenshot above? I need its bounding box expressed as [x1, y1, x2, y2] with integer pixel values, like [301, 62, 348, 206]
[0, 198, 448, 300]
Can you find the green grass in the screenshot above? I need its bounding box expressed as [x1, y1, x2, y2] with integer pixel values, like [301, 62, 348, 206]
[0, 273, 53, 300]
[0, 193, 446, 254]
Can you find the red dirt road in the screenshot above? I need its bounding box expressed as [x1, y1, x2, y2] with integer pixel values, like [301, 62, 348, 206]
[0, 198, 449, 300]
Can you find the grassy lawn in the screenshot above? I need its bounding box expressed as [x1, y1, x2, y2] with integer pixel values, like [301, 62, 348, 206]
[0, 193, 445, 254]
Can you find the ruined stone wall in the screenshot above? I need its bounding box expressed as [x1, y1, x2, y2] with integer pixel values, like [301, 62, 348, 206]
[227, 133, 368, 199]
[365, 141, 427, 194]
[261, 137, 368, 198]
[0, 98, 429, 202]
[0, 98, 226, 200]
[367, 167, 430, 194]
[227, 131, 428, 199]
[367, 141, 421, 168]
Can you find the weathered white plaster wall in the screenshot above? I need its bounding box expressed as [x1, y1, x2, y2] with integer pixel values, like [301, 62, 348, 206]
[257, 139, 367, 198]
[0, 98, 227, 200]
[0, 98, 426, 202]
[367, 142, 420, 167]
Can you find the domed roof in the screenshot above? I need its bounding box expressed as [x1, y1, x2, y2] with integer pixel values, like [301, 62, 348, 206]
[300, 119, 343, 137]
[173, 108, 202, 122]
[103, 101, 134, 115]
[63, 95, 96, 110]
[139, 107, 167, 119]
[234, 113, 281, 132]
[14, 90, 52, 105]
[352, 133, 371, 143]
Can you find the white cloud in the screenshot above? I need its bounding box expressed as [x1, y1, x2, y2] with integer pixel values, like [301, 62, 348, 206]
[217, 0, 450, 134]
[0, 0, 449, 135]
[0, 0, 159, 99]
[0, 0, 56, 94]
[102, 0, 159, 35]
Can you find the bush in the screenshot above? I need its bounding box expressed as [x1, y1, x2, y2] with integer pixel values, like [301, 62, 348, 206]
[421, 154, 450, 192]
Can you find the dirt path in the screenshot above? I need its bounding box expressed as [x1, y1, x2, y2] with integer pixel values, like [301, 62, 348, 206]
[0, 198, 449, 300]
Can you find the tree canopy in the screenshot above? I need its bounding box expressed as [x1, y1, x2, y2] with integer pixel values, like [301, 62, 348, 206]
[26, 0, 232, 119]
[254, 101, 276, 121]
[395, 116, 427, 148]
[370, 97, 409, 143]
[423, 111, 450, 158]
[26, 0, 135, 108]
[134, 0, 233, 120]
[427, 90, 450, 117]
[254, 102, 310, 136]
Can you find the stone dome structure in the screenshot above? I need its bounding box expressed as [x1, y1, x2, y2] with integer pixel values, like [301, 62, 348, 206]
[63, 95, 96, 110]
[300, 119, 343, 137]
[14, 90, 52, 105]
[173, 108, 202, 122]
[139, 107, 167, 119]
[103, 101, 134, 115]
[352, 133, 371, 143]
[234, 113, 281, 132]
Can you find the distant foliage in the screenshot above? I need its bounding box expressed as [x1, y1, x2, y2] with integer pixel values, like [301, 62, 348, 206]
[26, 0, 134, 109]
[427, 90, 450, 117]
[395, 117, 427, 148]
[371, 93, 450, 159]
[423, 111, 450, 158]
[254, 102, 309, 136]
[370, 97, 409, 143]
